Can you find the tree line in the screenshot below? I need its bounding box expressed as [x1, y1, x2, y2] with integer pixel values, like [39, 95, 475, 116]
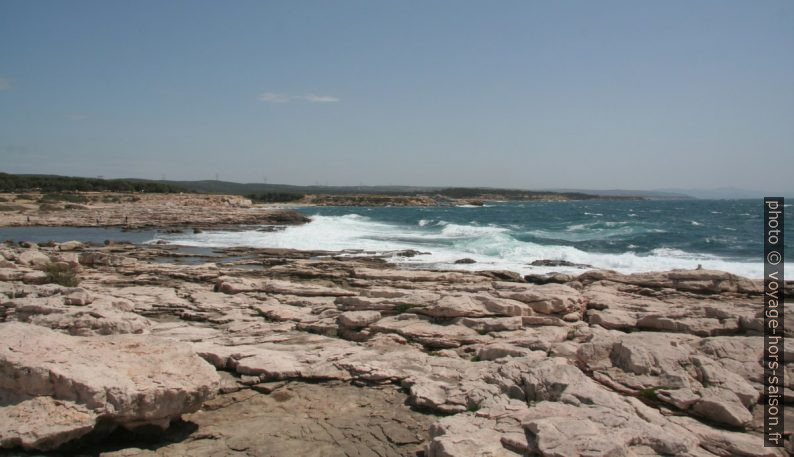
[246, 192, 305, 203]
[0, 173, 187, 193]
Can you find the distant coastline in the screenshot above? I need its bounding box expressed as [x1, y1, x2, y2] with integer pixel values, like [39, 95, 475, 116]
[291, 191, 644, 207]
[0, 190, 644, 231]
[1, 172, 648, 210]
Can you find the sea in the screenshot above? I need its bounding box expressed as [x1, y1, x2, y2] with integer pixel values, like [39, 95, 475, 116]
[1, 200, 790, 279]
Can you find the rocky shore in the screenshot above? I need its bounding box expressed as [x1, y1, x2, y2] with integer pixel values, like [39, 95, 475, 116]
[0, 193, 309, 229]
[0, 236, 791, 456]
[289, 192, 641, 207]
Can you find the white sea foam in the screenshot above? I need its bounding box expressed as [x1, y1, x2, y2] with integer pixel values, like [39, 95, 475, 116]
[565, 223, 589, 231]
[439, 224, 509, 237]
[153, 214, 785, 279]
[531, 221, 647, 242]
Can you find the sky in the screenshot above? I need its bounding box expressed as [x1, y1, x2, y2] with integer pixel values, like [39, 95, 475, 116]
[0, 0, 792, 191]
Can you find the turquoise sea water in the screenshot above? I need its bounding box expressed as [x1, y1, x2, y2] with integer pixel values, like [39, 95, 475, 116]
[0, 200, 789, 279]
[161, 199, 789, 279]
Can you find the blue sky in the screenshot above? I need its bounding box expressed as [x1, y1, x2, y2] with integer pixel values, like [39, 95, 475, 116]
[0, 0, 792, 191]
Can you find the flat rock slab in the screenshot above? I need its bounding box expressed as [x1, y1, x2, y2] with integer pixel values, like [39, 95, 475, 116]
[1, 243, 789, 457]
[0, 322, 220, 451]
[98, 382, 434, 457]
[0, 397, 97, 451]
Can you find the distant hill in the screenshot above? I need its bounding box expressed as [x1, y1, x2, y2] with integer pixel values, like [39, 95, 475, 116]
[0, 172, 186, 193]
[543, 188, 694, 200]
[1, 172, 661, 201]
[130, 179, 643, 201]
[654, 187, 794, 200]
[129, 179, 439, 196]
[8, 172, 792, 201]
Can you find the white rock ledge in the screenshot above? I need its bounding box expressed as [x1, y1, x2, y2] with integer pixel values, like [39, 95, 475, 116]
[0, 322, 219, 451]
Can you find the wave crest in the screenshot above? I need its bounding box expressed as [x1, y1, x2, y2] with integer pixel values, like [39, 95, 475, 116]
[153, 211, 777, 279]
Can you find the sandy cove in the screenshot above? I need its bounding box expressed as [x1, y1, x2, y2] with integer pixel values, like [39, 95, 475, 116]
[0, 234, 791, 456]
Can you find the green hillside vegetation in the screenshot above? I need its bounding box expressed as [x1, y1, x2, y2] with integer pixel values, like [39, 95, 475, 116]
[433, 187, 614, 200]
[247, 192, 305, 203]
[140, 179, 640, 200]
[0, 173, 646, 201]
[0, 173, 186, 193]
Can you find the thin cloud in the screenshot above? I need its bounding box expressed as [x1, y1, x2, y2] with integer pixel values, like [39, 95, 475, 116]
[66, 113, 86, 121]
[259, 92, 291, 103]
[300, 94, 340, 103]
[258, 92, 340, 103]
[0, 78, 11, 91]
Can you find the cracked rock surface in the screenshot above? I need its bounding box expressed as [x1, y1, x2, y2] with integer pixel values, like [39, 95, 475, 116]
[99, 382, 432, 457]
[0, 240, 791, 456]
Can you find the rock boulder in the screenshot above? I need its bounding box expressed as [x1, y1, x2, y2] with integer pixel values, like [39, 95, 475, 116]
[0, 322, 219, 451]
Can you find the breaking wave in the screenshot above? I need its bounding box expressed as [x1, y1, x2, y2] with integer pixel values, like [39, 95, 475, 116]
[155, 205, 784, 279]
